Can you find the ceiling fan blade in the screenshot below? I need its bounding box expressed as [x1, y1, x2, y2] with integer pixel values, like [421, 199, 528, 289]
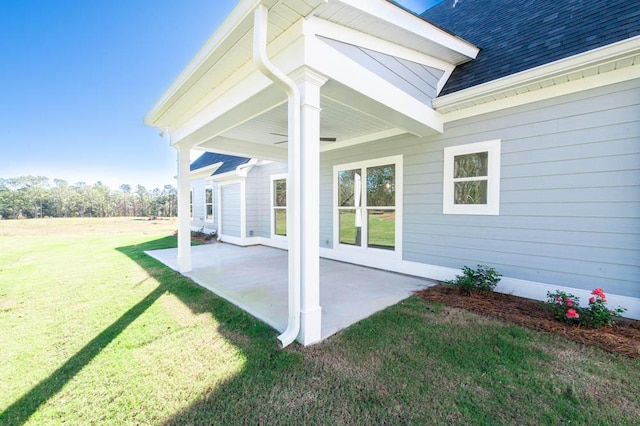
[271, 133, 336, 144]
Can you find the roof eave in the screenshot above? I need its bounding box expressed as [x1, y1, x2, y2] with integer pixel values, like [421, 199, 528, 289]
[144, 0, 261, 128]
[340, 0, 479, 62]
[433, 35, 640, 112]
[190, 162, 222, 179]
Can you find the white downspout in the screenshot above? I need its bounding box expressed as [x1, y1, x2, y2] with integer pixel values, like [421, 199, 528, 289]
[253, 3, 301, 348]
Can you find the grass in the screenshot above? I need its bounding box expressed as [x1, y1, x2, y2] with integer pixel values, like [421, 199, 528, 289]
[274, 209, 286, 236]
[1, 217, 639, 425]
[339, 210, 395, 248]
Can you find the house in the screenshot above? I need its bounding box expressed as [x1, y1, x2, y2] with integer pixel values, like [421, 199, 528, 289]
[189, 151, 288, 247]
[188, 152, 251, 235]
[146, 0, 640, 346]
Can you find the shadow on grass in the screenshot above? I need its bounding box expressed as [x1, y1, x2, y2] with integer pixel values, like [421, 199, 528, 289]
[0, 287, 165, 426]
[0, 236, 297, 425]
[1, 236, 605, 425]
[114, 237, 304, 425]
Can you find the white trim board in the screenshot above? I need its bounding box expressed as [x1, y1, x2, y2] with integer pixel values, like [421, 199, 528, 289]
[216, 235, 288, 251]
[317, 247, 640, 320]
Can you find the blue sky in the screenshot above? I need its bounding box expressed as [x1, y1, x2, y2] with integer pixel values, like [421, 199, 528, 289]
[0, 0, 440, 190]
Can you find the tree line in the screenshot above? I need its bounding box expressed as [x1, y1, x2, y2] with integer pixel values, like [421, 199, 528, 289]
[0, 176, 177, 219]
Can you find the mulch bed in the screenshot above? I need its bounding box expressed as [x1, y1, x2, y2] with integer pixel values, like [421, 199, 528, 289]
[416, 285, 640, 359]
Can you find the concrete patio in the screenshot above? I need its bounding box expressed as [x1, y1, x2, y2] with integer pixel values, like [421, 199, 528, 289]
[146, 243, 434, 342]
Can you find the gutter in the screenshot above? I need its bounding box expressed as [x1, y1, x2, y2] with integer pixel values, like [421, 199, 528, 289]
[236, 158, 258, 177]
[253, 3, 301, 348]
[433, 35, 640, 112]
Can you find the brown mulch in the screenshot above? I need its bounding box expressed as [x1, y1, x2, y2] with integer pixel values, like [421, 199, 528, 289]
[416, 285, 640, 359]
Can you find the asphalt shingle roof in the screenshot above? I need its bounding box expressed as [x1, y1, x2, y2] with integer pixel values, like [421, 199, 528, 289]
[190, 152, 251, 176]
[421, 0, 640, 95]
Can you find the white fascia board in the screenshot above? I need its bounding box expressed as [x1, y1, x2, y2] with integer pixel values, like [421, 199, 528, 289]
[308, 37, 443, 135]
[304, 17, 455, 72]
[190, 162, 222, 180]
[145, 0, 261, 127]
[170, 23, 308, 145]
[337, 0, 478, 60]
[304, 17, 455, 100]
[434, 36, 640, 116]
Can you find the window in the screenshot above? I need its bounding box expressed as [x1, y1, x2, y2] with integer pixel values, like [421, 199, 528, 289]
[205, 187, 214, 222]
[271, 175, 287, 237]
[443, 140, 501, 215]
[335, 156, 401, 251]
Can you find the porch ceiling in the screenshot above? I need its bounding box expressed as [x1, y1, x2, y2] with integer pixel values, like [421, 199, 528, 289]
[219, 95, 396, 148]
[145, 0, 326, 129]
[146, 0, 478, 135]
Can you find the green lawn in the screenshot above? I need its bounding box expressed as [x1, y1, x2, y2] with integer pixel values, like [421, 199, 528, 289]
[1, 218, 639, 425]
[339, 210, 395, 248]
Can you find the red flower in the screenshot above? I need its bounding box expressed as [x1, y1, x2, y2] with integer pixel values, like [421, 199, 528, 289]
[566, 309, 580, 319]
[566, 300, 573, 307]
[592, 288, 605, 298]
[555, 297, 562, 303]
[589, 297, 596, 303]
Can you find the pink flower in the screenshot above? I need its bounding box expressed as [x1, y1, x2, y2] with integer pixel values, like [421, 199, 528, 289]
[555, 297, 562, 303]
[566, 309, 580, 319]
[592, 288, 605, 298]
[566, 300, 573, 307]
[589, 297, 596, 303]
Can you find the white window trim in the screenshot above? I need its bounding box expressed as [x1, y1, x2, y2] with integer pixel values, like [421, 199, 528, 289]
[443, 139, 501, 215]
[204, 186, 214, 223]
[270, 173, 288, 241]
[332, 155, 403, 259]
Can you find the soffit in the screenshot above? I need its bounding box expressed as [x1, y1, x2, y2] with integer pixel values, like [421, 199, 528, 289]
[147, 0, 478, 130]
[220, 96, 395, 147]
[147, 0, 325, 128]
[434, 37, 640, 116]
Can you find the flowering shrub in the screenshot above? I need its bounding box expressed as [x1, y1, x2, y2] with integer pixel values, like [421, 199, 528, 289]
[546, 291, 582, 325]
[546, 288, 626, 328]
[583, 288, 626, 327]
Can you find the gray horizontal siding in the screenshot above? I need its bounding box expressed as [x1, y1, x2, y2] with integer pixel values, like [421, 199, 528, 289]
[248, 162, 287, 239]
[245, 171, 260, 238]
[221, 183, 241, 238]
[320, 78, 640, 298]
[318, 36, 444, 103]
[190, 179, 216, 231]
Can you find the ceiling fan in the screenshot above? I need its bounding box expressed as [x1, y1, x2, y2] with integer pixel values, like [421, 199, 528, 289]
[270, 132, 337, 145]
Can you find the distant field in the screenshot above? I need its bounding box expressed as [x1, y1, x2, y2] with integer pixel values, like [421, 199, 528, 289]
[0, 217, 177, 236]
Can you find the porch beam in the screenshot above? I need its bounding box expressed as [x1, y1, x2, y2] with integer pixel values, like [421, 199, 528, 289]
[307, 37, 443, 136]
[199, 136, 287, 162]
[176, 143, 192, 272]
[293, 67, 327, 345]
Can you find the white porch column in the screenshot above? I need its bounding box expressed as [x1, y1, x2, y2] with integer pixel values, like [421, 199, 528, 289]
[176, 144, 192, 272]
[294, 68, 328, 345]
